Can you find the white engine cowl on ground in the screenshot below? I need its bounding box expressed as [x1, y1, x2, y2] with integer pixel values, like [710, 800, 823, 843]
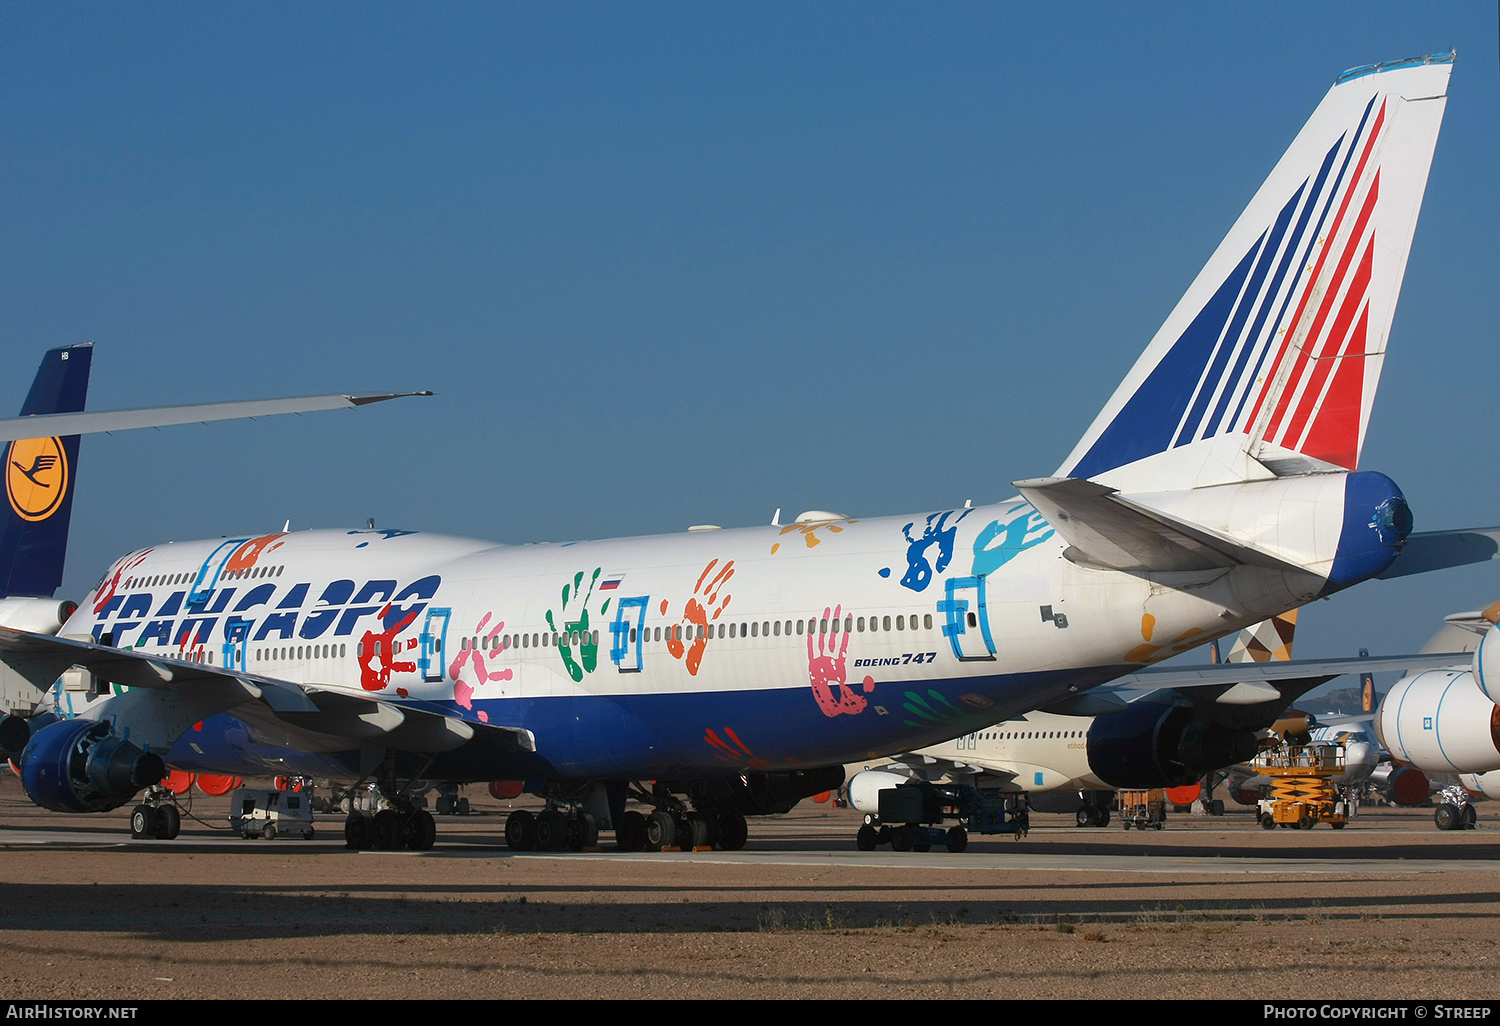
[1473, 623, 1500, 703]
[848, 770, 917, 813]
[1375, 669, 1500, 774]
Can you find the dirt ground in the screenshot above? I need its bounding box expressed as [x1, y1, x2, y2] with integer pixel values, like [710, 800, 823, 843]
[0, 784, 1496, 1000]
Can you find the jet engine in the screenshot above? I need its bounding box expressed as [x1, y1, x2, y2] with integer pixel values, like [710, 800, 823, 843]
[0, 598, 77, 635]
[1084, 700, 1259, 789]
[1373, 669, 1500, 774]
[848, 769, 916, 813]
[1368, 763, 1432, 806]
[19, 718, 165, 813]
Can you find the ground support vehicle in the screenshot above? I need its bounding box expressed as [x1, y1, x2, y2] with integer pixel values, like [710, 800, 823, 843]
[1433, 784, 1478, 831]
[1118, 789, 1167, 830]
[855, 783, 1028, 851]
[1253, 744, 1349, 830]
[229, 787, 315, 840]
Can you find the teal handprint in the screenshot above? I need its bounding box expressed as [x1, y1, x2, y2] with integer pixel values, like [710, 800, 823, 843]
[971, 504, 1055, 577]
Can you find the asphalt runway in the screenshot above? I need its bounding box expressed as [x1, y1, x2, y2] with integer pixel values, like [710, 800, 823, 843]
[1, 785, 1498, 999]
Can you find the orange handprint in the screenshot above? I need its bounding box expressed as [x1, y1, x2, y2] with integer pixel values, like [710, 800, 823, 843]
[806, 603, 874, 717]
[665, 559, 734, 676]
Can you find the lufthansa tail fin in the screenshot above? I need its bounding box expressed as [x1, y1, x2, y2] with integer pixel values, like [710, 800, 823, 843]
[0, 345, 92, 597]
[1058, 53, 1453, 491]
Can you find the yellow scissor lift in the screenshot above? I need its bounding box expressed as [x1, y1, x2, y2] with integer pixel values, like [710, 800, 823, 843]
[1252, 743, 1350, 830]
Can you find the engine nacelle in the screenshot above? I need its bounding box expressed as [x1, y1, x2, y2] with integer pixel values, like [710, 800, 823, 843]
[1374, 669, 1500, 774]
[1368, 763, 1431, 806]
[1474, 624, 1500, 703]
[0, 597, 77, 635]
[848, 769, 916, 813]
[19, 718, 165, 813]
[1458, 769, 1500, 801]
[1084, 701, 1259, 789]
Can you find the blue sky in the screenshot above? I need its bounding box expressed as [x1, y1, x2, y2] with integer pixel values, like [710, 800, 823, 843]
[2, 4, 1496, 672]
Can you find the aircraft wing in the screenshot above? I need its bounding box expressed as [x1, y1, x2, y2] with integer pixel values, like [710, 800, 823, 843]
[0, 391, 432, 441]
[1110, 651, 1470, 690]
[0, 628, 532, 754]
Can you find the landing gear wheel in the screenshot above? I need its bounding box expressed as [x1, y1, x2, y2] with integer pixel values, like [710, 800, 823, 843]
[344, 812, 373, 850]
[856, 823, 879, 851]
[505, 810, 537, 851]
[130, 805, 157, 839]
[1435, 803, 1462, 831]
[684, 813, 712, 850]
[1096, 808, 1111, 828]
[946, 826, 968, 853]
[406, 810, 437, 851]
[1260, 814, 1276, 831]
[891, 824, 914, 852]
[616, 810, 647, 852]
[371, 809, 401, 850]
[535, 810, 568, 851]
[262, 823, 277, 841]
[645, 810, 676, 851]
[1464, 804, 1478, 829]
[567, 812, 598, 852]
[154, 805, 181, 840]
[1076, 806, 1096, 828]
[716, 810, 748, 851]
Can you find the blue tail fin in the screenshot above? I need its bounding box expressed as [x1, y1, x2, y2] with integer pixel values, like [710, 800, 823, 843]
[0, 345, 93, 597]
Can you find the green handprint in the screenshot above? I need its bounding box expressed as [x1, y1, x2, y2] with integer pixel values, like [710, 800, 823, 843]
[546, 568, 607, 683]
[900, 688, 968, 730]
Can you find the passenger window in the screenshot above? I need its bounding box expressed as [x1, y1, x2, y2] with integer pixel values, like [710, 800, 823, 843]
[882, 616, 892, 631]
[924, 614, 933, 630]
[844, 616, 852, 632]
[896, 616, 905, 631]
[857, 617, 865, 632]
[796, 620, 804, 635]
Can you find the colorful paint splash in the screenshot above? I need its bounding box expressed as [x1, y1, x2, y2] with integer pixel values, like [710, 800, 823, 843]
[447, 612, 513, 721]
[970, 503, 1055, 577]
[224, 533, 287, 574]
[806, 603, 874, 717]
[900, 688, 968, 730]
[770, 518, 857, 555]
[357, 606, 419, 692]
[704, 725, 770, 768]
[546, 568, 605, 683]
[664, 559, 734, 676]
[898, 509, 971, 592]
[91, 550, 151, 614]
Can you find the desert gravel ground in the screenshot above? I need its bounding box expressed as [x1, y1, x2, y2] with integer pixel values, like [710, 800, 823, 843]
[0, 783, 1496, 1000]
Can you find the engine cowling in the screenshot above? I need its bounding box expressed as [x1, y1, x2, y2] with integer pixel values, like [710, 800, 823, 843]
[848, 769, 916, 813]
[1368, 763, 1431, 806]
[19, 718, 165, 813]
[1474, 624, 1500, 703]
[1458, 769, 1500, 801]
[1374, 669, 1500, 774]
[1084, 701, 1259, 789]
[0, 597, 77, 635]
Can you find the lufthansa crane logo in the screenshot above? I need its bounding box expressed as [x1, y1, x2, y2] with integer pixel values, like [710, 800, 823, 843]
[5, 437, 68, 522]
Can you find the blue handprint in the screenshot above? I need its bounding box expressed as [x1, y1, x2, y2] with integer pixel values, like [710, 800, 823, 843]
[899, 509, 971, 592]
[971, 503, 1055, 577]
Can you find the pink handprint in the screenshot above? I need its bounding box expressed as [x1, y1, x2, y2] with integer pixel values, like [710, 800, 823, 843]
[806, 603, 874, 718]
[447, 612, 514, 722]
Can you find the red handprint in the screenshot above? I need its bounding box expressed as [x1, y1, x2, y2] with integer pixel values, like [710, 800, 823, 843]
[665, 559, 734, 676]
[358, 606, 420, 692]
[806, 603, 874, 717]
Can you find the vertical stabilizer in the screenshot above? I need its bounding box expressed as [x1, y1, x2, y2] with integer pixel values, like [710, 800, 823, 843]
[1058, 53, 1453, 491]
[0, 345, 93, 597]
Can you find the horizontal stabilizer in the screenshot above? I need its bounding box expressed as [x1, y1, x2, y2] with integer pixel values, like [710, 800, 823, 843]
[1013, 477, 1307, 575]
[0, 391, 433, 442]
[1377, 527, 1500, 579]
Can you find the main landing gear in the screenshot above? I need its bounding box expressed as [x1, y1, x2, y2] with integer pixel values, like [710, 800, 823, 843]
[341, 760, 439, 852]
[129, 786, 182, 840]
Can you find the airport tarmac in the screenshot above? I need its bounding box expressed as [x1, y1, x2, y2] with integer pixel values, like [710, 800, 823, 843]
[0, 783, 1497, 1000]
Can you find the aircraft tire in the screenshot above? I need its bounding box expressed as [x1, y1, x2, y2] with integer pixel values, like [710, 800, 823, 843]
[1075, 807, 1095, 828]
[406, 810, 437, 851]
[1435, 804, 1462, 831]
[344, 812, 373, 850]
[645, 810, 676, 852]
[535, 810, 567, 851]
[616, 810, 647, 852]
[505, 810, 537, 851]
[155, 805, 180, 840]
[856, 824, 878, 851]
[1464, 804, 1478, 829]
[716, 810, 748, 851]
[130, 805, 156, 840]
[371, 810, 401, 850]
[1095, 808, 1111, 828]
